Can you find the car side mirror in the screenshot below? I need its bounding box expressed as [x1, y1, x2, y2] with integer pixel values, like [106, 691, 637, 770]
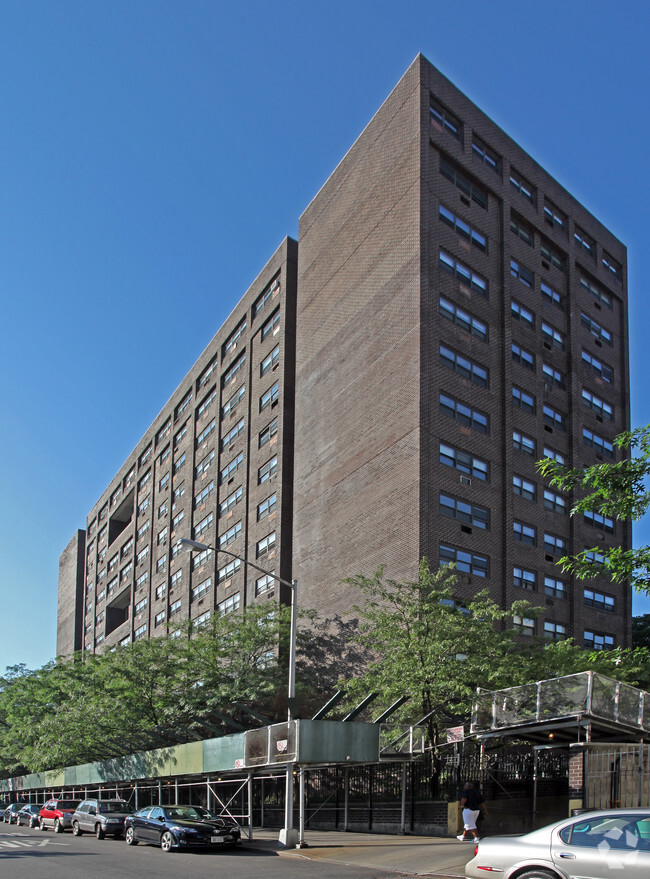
[158, 816, 165, 821]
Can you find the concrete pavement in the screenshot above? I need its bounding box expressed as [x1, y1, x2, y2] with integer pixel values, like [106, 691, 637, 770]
[247, 828, 477, 877]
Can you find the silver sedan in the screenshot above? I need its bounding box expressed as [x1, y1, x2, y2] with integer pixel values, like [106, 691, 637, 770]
[465, 808, 650, 879]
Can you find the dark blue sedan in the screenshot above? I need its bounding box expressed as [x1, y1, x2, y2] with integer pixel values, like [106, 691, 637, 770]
[123, 804, 240, 853]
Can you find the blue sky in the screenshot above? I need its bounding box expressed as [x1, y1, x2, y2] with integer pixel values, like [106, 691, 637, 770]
[1, 0, 649, 672]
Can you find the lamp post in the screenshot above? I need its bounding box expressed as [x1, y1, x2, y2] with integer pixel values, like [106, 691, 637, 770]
[178, 538, 299, 847]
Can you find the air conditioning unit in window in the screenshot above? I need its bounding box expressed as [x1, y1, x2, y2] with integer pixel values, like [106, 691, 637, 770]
[460, 475, 471, 486]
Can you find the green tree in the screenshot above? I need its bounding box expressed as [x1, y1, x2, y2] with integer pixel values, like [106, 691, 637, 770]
[537, 425, 650, 595]
[339, 560, 541, 746]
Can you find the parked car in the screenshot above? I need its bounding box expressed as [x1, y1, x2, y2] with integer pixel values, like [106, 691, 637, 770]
[2, 803, 28, 824]
[16, 804, 43, 828]
[39, 799, 81, 832]
[124, 804, 240, 853]
[72, 799, 134, 839]
[465, 808, 650, 879]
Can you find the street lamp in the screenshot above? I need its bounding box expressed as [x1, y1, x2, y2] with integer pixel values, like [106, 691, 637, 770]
[178, 538, 299, 847]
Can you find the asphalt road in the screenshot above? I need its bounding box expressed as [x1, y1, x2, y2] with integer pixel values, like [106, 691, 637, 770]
[0, 825, 394, 879]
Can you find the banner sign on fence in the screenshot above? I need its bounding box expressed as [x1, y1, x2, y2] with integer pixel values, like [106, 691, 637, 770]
[445, 725, 465, 743]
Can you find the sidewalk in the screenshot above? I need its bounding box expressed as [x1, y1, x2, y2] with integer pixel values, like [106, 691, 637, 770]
[246, 828, 476, 877]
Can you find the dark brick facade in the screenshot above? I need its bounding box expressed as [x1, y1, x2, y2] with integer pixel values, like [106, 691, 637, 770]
[58, 55, 630, 656]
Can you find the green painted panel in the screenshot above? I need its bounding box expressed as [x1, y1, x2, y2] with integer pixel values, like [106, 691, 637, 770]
[296, 720, 379, 764]
[203, 733, 246, 772]
[45, 769, 66, 787]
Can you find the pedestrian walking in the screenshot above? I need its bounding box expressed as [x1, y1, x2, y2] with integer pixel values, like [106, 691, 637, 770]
[457, 781, 486, 841]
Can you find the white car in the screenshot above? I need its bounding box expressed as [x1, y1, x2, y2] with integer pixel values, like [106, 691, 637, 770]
[465, 808, 650, 879]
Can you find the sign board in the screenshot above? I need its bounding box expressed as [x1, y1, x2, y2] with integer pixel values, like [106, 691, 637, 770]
[445, 725, 465, 743]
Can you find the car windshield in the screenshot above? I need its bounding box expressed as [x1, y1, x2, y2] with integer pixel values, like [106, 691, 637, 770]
[101, 802, 133, 813]
[57, 801, 80, 810]
[164, 806, 214, 821]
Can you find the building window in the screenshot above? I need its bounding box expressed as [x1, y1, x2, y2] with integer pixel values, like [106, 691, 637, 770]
[195, 480, 216, 510]
[173, 452, 186, 474]
[160, 446, 170, 465]
[258, 455, 278, 484]
[440, 156, 487, 208]
[135, 597, 148, 614]
[195, 450, 215, 478]
[139, 446, 152, 468]
[510, 258, 533, 288]
[156, 419, 171, 445]
[543, 200, 566, 233]
[169, 599, 182, 616]
[579, 274, 611, 309]
[439, 250, 488, 295]
[472, 135, 500, 173]
[194, 611, 211, 628]
[440, 297, 487, 339]
[544, 532, 567, 555]
[174, 424, 187, 448]
[602, 251, 622, 285]
[513, 616, 535, 636]
[541, 280, 564, 310]
[256, 573, 275, 596]
[584, 549, 606, 566]
[192, 548, 210, 570]
[543, 363, 566, 390]
[260, 381, 279, 412]
[136, 546, 149, 565]
[218, 593, 241, 615]
[261, 345, 280, 376]
[542, 321, 565, 350]
[137, 496, 151, 517]
[584, 510, 614, 532]
[219, 521, 242, 548]
[192, 577, 212, 600]
[253, 278, 280, 317]
[196, 418, 217, 447]
[222, 351, 246, 388]
[259, 417, 279, 448]
[583, 428, 614, 458]
[194, 512, 214, 539]
[121, 537, 133, 559]
[512, 386, 535, 413]
[581, 350, 613, 383]
[510, 212, 534, 246]
[513, 431, 535, 456]
[155, 611, 166, 627]
[439, 443, 488, 480]
[197, 387, 218, 418]
[155, 583, 166, 600]
[514, 567, 536, 590]
[544, 577, 567, 598]
[256, 532, 277, 557]
[219, 485, 242, 517]
[261, 309, 280, 341]
[513, 521, 536, 545]
[574, 226, 595, 256]
[159, 472, 170, 492]
[430, 97, 461, 139]
[544, 622, 567, 641]
[134, 625, 147, 641]
[156, 555, 167, 573]
[543, 446, 566, 465]
[584, 589, 615, 612]
[509, 169, 535, 204]
[543, 404, 566, 431]
[581, 312, 612, 346]
[439, 494, 489, 529]
[158, 500, 168, 520]
[222, 317, 247, 358]
[258, 492, 277, 520]
[541, 240, 565, 271]
[439, 544, 488, 577]
[513, 475, 535, 501]
[222, 416, 245, 450]
[198, 355, 218, 390]
[218, 558, 241, 583]
[439, 205, 487, 252]
[440, 345, 488, 387]
[582, 388, 613, 420]
[136, 572, 149, 590]
[221, 452, 244, 484]
[584, 630, 615, 650]
[119, 562, 132, 582]
[222, 384, 246, 419]
[511, 300, 534, 328]
[439, 393, 488, 433]
[172, 510, 184, 530]
[175, 391, 192, 421]
[544, 490, 567, 514]
[512, 343, 535, 370]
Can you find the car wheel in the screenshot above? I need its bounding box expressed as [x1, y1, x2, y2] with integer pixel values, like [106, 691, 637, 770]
[517, 871, 560, 879]
[160, 830, 175, 853]
[125, 827, 137, 845]
[72, 821, 83, 836]
[54, 818, 63, 833]
[39, 818, 47, 831]
[95, 824, 105, 840]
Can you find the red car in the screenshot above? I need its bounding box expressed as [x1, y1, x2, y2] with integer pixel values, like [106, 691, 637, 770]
[39, 799, 81, 833]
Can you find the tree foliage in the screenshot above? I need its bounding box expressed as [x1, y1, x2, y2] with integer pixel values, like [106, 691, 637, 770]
[537, 425, 650, 595]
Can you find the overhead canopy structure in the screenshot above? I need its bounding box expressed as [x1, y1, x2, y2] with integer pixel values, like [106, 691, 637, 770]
[471, 671, 650, 743]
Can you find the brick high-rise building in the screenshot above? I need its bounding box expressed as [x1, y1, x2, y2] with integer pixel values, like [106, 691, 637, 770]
[58, 56, 630, 659]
